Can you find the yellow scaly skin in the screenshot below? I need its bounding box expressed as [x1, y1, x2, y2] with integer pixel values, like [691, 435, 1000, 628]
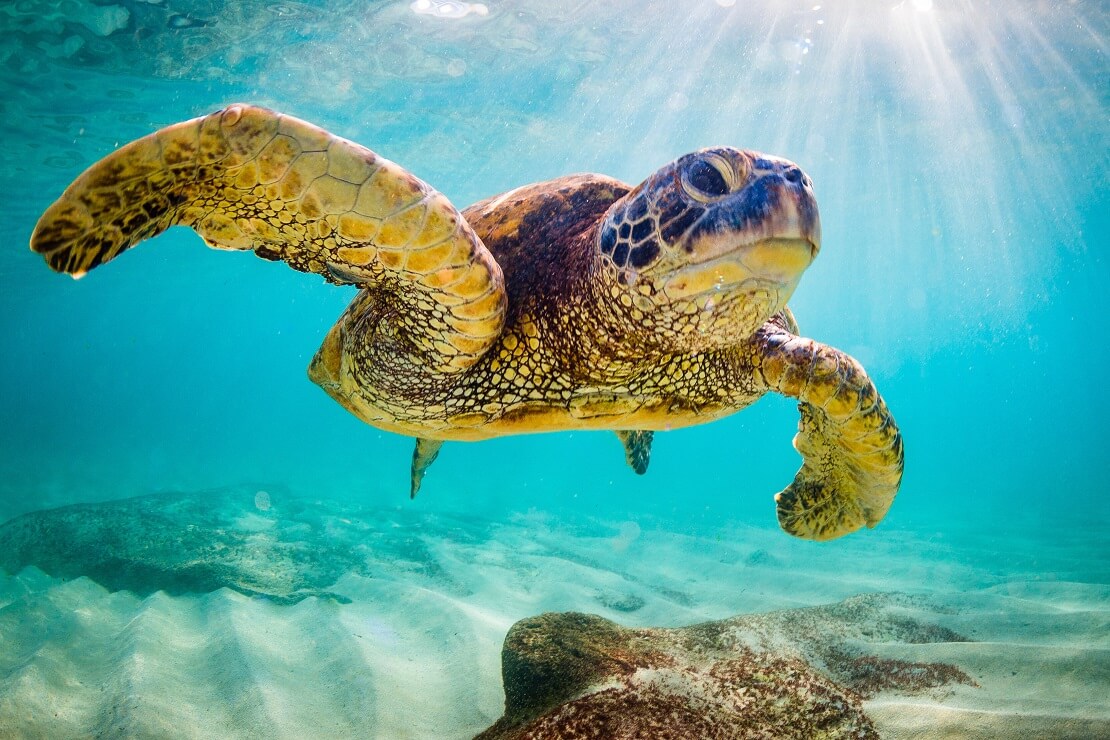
[31, 104, 903, 540]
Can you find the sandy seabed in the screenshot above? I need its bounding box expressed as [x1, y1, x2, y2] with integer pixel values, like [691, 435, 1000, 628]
[0, 489, 1105, 739]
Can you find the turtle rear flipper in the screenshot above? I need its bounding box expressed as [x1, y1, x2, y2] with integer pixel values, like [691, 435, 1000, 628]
[757, 329, 904, 541]
[410, 438, 444, 498]
[30, 104, 506, 374]
[616, 430, 654, 474]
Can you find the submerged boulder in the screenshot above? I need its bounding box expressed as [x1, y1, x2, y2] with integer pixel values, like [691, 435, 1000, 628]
[477, 612, 876, 739]
[0, 488, 489, 604]
[478, 595, 976, 739]
[0, 489, 366, 604]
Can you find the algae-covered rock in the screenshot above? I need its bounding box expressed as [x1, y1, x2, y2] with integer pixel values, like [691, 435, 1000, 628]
[0, 489, 364, 603]
[478, 596, 977, 739]
[0, 488, 489, 604]
[478, 612, 876, 739]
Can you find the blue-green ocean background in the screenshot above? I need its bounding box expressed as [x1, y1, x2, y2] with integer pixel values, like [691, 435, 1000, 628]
[0, 0, 1106, 559]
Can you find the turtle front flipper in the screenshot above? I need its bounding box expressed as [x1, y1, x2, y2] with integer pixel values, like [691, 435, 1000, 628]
[30, 104, 506, 373]
[756, 326, 904, 541]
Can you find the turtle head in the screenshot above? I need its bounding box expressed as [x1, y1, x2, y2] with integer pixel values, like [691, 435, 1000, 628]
[596, 148, 820, 353]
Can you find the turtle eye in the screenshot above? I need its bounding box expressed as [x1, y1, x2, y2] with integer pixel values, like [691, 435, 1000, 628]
[683, 157, 733, 201]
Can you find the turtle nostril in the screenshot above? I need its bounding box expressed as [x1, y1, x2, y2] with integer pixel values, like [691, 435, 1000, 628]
[784, 167, 802, 184]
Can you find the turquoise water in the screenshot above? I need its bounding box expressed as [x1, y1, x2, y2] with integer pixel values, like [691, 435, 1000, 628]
[0, 1, 1107, 736]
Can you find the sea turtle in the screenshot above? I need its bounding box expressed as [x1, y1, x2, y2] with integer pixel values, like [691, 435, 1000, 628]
[31, 104, 903, 541]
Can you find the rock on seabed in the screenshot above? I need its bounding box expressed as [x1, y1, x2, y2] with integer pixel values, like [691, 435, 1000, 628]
[478, 599, 976, 740]
[477, 612, 876, 739]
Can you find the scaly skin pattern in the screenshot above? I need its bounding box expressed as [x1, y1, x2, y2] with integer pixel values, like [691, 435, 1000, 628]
[31, 104, 506, 374]
[312, 172, 777, 440]
[754, 315, 904, 540]
[30, 104, 903, 540]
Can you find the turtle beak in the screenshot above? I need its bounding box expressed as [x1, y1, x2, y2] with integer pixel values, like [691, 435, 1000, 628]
[684, 162, 820, 267]
[664, 164, 820, 301]
[739, 237, 816, 284]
